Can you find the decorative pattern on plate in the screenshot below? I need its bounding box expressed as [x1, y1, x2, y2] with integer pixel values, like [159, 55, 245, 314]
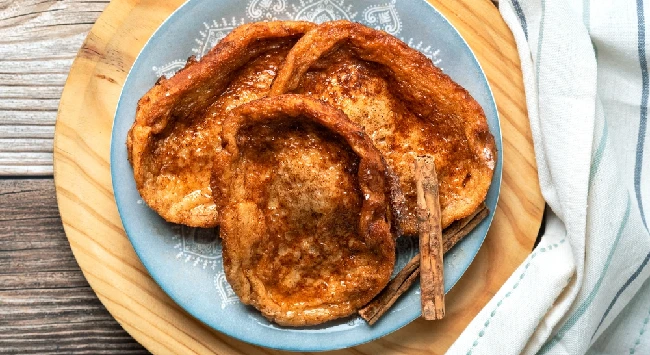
[151, 0, 442, 78]
[193, 18, 247, 58]
[288, 0, 357, 22]
[171, 226, 221, 270]
[152, 59, 188, 78]
[247, 0, 287, 20]
[346, 316, 363, 327]
[403, 37, 442, 65]
[363, 0, 401, 35]
[214, 273, 239, 309]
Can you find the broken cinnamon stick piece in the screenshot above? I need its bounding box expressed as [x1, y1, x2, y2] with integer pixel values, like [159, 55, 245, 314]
[415, 155, 445, 320]
[443, 203, 487, 240]
[444, 205, 488, 252]
[358, 255, 420, 325]
[358, 207, 489, 324]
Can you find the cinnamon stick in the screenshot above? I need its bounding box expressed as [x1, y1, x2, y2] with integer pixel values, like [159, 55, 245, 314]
[358, 205, 489, 325]
[358, 255, 421, 324]
[442, 202, 487, 240]
[444, 204, 488, 252]
[414, 155, 445, 320]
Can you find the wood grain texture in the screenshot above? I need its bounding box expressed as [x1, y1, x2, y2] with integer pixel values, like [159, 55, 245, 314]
[53, 0, 545, 353]
[0, 0, 110, 176]
[0, 179, 148, 354]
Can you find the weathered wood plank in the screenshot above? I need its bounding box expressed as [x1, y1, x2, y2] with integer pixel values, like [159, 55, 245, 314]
[0, 60, 74, 74]
[1, 322, 149, 355]
[0, 153, 53, 175]
[0, 165, 53, 175]
[0, 152, 52, 164]
[0, 126, 55, 138]
[0, 270, 87, 290]
[0, 111, 58, 126]
[0, 99, 60, 113]
[0, 0, 110, 176]
[0, 73, 70, 86]
[0, 138, 52, 152]
[1, 322, 150, 355]
[0, 86, 63, 100]
[0, 178, 148, 354]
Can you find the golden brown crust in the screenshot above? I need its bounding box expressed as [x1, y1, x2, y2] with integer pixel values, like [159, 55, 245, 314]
[270, 20, 497, 233]
[212, 95, 397, 326]
[127, 21, 316, 227]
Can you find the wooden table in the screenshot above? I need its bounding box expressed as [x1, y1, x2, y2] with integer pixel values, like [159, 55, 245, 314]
[2, 0, 541, 354]
[0, 0, 148, 352]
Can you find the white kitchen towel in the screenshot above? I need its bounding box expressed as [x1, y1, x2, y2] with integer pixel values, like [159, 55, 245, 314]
[447, 0, 650, 354]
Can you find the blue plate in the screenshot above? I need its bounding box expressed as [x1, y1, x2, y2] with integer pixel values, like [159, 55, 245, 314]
[110, 0, 502, 351]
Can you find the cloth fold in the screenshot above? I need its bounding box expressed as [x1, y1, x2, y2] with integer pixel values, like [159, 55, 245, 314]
[447, 1, 650, 354]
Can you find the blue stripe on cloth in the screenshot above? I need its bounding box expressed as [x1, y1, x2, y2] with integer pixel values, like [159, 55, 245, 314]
[510, 0, 529, 40]
[629, 302, 650, 354]
[589, 115, 608, 185]
[582, 0, 649, 342]
[636, 0, 649, 232]
[591, 252, 650, 340]
[539, 197, 632, 354]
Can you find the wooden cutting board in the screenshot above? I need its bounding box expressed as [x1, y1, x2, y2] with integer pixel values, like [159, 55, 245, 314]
[53, 0, 544, 353]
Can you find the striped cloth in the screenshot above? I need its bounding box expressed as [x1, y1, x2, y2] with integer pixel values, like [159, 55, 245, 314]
[447, 1, 650, 354]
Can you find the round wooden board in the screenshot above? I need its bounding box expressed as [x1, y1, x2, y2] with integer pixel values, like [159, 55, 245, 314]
[53, 0, 544, 353]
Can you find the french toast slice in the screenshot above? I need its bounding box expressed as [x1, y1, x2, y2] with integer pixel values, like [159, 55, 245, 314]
[127, 21, 315, 227]
[212, 95, 399, 326]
